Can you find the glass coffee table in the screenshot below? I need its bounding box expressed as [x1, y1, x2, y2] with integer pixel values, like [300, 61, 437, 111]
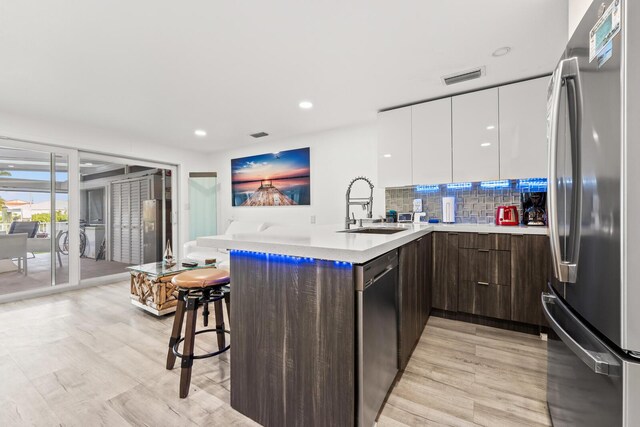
[127, 260, 219, 316]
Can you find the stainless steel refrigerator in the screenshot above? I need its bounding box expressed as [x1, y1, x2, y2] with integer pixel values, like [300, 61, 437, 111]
[544, 0, 640, 425]
[143, 199, 163, 263]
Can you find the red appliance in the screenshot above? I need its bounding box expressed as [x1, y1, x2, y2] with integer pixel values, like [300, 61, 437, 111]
[495, 205, 519, 226]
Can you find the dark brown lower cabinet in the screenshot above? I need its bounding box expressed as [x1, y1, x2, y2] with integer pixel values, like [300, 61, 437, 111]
[511, 234, 551, 325]
[432, 232, 551, 328]
[398, 235, 432, 370]
[418, 234, 432, 326]
[458, 280, 511, 320]
[432, 232, 458, 311]
[398, 240, 418, 369]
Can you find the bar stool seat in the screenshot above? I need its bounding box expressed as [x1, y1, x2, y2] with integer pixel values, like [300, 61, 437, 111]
[165, 267, 231, 398]
[171, 268, 230, 288]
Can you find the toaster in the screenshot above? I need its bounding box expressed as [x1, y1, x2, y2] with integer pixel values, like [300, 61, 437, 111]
[495, 205, 519, 226]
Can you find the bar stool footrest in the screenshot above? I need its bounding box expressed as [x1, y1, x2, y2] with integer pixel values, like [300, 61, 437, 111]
[172, 328, 231, 359]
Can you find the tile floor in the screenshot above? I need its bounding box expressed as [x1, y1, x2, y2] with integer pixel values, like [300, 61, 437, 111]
[0, 281, 550, 426]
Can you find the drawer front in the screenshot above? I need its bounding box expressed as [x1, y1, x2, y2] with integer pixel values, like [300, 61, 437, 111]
[459, 248, 511, 286]
[458, 280, 511, 320]
[489, 250, 511, 286]
[458, 233, 511, 251]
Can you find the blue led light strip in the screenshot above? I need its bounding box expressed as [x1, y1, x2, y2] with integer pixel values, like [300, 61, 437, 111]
[480, 179, 510, 189]
[446, 182, 472, 190]
[230, 249, 352, 266]
[416, 184, 440, 192]
[517, 178, 548, 191]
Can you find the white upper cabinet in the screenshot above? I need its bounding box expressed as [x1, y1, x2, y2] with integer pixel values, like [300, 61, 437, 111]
[499, 77, 550, 179]
[412, 98, 452, 185]
[377, 107, 412, 188]
[452, 88, 499, 182]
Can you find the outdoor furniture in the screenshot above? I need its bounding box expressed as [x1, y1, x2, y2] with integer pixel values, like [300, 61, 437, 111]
[26, 237, 63, 267]
[0, 233, 28, 275]
[8, 221, 39, 238]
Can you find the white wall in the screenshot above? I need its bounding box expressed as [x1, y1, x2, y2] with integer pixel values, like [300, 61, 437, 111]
[210, 123, 384, 231]
[569, 0, 593, 39]
[0, 110, 212, 251]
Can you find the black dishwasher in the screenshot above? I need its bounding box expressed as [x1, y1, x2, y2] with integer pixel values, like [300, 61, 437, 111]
[356, 250, 398, 427]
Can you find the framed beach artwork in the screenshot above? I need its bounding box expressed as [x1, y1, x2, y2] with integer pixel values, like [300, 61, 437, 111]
[231, 147, 311, 206]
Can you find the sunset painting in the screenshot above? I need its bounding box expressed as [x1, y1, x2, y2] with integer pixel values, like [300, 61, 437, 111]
[231, 147, 310, 206]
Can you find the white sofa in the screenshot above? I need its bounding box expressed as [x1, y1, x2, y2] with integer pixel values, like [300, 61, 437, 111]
[183, 221, 270, 269]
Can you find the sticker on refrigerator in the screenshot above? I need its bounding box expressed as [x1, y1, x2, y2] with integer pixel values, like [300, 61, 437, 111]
[589, 0, 621, 62]
[597, 40, 613, 68]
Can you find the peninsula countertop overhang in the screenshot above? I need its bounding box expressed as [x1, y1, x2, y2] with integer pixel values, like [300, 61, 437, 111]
[197, 223, 548, 264]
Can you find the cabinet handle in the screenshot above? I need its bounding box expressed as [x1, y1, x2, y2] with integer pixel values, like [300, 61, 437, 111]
[478, 249, 489, 252]
[477, 281, 489, 286]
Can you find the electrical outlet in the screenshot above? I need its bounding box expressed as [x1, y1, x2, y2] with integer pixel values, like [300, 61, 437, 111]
[310, 215, 316, 224]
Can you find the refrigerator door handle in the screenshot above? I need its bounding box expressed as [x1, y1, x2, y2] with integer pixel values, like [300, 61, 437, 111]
[542, 293, 621, 377]
[547, 57, 582, 283]
[564, 58, 583, 283]
[548, 60, 566, 282]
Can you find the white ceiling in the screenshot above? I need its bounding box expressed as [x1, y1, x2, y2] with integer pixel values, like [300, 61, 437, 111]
[0, 1, 567, 153]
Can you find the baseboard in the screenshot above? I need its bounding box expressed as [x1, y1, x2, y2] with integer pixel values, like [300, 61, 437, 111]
[430, 309, 546, 336]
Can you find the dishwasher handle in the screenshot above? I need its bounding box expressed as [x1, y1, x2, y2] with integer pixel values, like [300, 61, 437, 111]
[365, 265, 395, 289]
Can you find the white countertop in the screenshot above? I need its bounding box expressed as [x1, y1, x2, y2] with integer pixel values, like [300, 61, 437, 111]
[197, 222, 547, 264]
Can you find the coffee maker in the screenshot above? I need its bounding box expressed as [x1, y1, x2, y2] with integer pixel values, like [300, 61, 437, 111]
[520, 192, 547, 226]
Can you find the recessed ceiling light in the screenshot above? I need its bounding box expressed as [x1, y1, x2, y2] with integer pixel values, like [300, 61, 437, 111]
[7, 165, 14, 168]
[299, 101, 313, 109]
[194, 129, 207, 137]
[481, 142, 492, 147]
[486, 125, 495, 130]
[383, 154, 392, 158]
[492, 47, 511, 57]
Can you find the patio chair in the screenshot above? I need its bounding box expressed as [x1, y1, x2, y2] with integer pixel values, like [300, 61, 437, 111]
[0, 233, 28, 275]
[8, 221, 39, 238]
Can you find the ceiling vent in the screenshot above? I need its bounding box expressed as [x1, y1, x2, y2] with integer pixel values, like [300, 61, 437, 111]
[250, 132, 269, 138]
[441, 67, 485, 86]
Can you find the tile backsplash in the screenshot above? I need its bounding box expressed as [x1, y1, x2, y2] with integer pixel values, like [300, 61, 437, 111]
[385, 179, 547, 224]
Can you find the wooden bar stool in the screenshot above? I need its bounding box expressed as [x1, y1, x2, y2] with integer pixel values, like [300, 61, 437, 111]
[165, 268, 231, 398]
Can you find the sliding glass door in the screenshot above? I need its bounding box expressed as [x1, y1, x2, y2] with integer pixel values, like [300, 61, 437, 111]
[78, 152, 178, 281]
[0, 139, 178, 300]
[0, 142, 77, 296]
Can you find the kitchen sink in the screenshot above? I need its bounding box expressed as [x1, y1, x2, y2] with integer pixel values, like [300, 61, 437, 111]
[339, 227, 406, 235]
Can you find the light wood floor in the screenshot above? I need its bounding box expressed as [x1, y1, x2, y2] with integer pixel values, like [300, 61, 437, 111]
[378, 316, 551, 427]
[0, 281, 550, 427]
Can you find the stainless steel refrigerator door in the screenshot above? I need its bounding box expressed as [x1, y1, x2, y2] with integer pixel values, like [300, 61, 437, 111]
[543, 288, 623, 426]
[623, 0, 640, 358]
[549, 0, 624, 347]
[547, 59, 572, 297]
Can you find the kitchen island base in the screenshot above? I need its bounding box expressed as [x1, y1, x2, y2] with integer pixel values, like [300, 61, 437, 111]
[230, 251, 355, 426]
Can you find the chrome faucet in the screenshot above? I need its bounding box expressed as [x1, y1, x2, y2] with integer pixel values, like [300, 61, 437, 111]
[345, 176, 374, 229]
